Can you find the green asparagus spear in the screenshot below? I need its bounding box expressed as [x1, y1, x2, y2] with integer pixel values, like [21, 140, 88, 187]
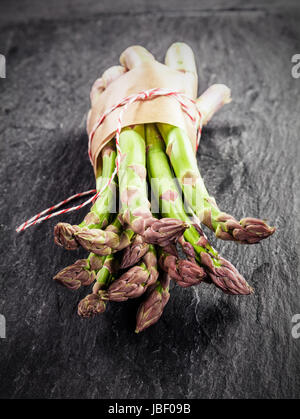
[117, 125, 188, 245]
[135, 273, 171, 333]
[145, 123, 253, 295]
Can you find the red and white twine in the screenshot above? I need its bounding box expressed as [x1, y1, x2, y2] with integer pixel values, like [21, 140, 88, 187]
[16, 88, 203, 232]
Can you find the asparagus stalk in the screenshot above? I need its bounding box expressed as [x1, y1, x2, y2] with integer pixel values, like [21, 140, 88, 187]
[164, 42, 232, 126]
[145, 123, 253, 295]
[118, 125, 188, 244]
[81, 143, 116, 228]
[196, 84, 232, 126]
[119, 45, 249, 246]
[78, 252, 120, 318]
[159, 249, 206, 288]
[100, 245, 158, 302]
[135, 273, 171, 333]
[101, 262, 150, 302]
[180, 223, 253, 295]
[157, 123, 275, 244]
[142, 244, 159, 285]
[89, 65, 127, 130]
[161, 41, 275, 244]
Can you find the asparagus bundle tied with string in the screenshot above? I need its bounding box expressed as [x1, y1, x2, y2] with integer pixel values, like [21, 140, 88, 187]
[50, 42, 275, 333]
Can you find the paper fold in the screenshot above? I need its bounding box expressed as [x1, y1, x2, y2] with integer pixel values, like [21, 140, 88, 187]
[87, 60, 198, 174]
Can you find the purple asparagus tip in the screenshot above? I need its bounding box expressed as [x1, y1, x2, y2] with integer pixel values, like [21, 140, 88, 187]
[178, 235, 196, 260]
[54, 222, 79, 250]
[54, 259, 95, 290]
[78, 293, 107, 317]
[235, 217, 276, 243]
[159, 251, 206, 288]
[105, 264, 150, 302]
[200, 253, 254, 295]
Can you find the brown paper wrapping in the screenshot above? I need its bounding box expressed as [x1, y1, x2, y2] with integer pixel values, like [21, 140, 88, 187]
[87, 61, 198, 174]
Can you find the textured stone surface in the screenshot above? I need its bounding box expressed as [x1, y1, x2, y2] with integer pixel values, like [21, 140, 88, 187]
[0, 1, 300, 399]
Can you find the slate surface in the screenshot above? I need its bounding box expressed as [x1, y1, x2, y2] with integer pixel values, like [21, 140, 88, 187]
[0, 0, 299, 399]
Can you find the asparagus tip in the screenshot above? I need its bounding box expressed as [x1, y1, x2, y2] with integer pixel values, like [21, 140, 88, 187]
[54, 259, 95, 290]
[74, 228, 119, 255]
[54, 222, 79, 250]
[201, 252, 254, 295]
[120, 235, 149, 269]
[78, 294, 106, 318]
[106, 265, 150, 302]
[143, 218, 189, 247]
[214, 214, 276, 244]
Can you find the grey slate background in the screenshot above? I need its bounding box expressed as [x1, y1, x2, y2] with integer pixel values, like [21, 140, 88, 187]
[0, 0, 300, 399]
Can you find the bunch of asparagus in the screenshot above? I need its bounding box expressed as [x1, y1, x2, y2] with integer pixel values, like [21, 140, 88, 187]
[53, 43, 275, 333]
